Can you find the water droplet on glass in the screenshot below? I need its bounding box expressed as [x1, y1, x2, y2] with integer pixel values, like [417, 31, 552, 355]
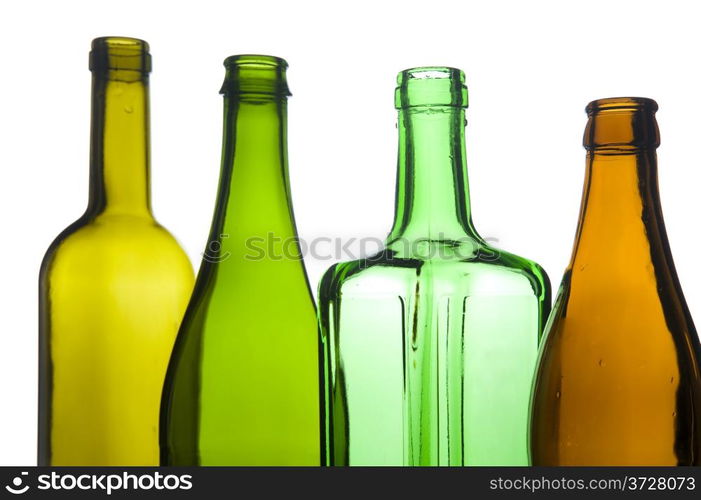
[124, 105, 134, 114]
[555, 391, 561, 399]
[672, 411, 677, 417]
[598, 359, 605, 367]
[670, 376, 675, 384]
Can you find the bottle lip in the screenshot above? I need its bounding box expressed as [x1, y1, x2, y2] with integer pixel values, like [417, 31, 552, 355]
[395, 66, 468, 109]
[399, 66, 465, 81]
[586, 97, 658, 115]
[223, 54, 288, 69]
[584, 96, 660, 152]
[89, 36, 151, 74]
[221, 54, 291, 97]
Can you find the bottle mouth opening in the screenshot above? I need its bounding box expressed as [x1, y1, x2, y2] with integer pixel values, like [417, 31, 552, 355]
[402, 67, 463, 80]
[221, 54, 291, 97]
[395, 66, 468, 109]
[586, 97, 658, 115]
[89, 36, 151, 73]
[223, 54, 288, 69]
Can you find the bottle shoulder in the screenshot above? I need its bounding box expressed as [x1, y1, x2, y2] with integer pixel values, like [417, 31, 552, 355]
[319, 246, 550, 303]
[545, 267, 697, 341]
[41, 213, 193, 281]
[489, 247, 551, 295]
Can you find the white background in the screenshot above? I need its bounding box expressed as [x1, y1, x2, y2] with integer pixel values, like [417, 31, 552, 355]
[1, 0, 700, 465]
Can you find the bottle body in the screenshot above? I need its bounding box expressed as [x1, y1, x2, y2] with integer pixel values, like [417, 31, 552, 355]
[160, 56, 320, 466]
[530, 98, 701, 465]
[40, 219, 194, 465]
[319, 68, 550, 466]
[38, 38, 194, 466]
[321, 251, 548, 465]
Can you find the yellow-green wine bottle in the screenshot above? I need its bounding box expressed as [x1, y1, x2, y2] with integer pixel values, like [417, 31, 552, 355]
[38, 37, 194, 466]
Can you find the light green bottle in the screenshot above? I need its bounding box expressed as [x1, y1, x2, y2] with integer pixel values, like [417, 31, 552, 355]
[160, 55, 319, 465]
[318, 67, 550, 466]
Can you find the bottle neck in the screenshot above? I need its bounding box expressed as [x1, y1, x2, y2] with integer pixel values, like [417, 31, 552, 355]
[88, 70, 151, 218]
[387, 105, 477, 243]
[571, 150, 661, 263]
[204, 91, 301, 272]
[570, 98, 665, 271]
[202, 55, 299, 267]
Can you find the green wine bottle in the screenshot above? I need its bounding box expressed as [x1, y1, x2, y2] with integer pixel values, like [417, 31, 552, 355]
[318, 67, 551, 466]
[38, 37, 194, 465]
[160, 55, 319, 465]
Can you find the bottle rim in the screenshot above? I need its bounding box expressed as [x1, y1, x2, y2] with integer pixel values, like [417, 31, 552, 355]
[399, 66, 465, 81]
[223, 54, 288, 69]
[90, 36, 151, 74]
[584, 97, 660, 151]
[395, 66, 468, 109]
[586, 97, 658, 115]
[220, 54, 291, 97]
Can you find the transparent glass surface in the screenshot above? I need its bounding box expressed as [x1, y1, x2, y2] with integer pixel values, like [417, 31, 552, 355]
[38, 37, 194, 466]
[530, 98, 701, 465]
[160, 56, 320, 466]
[319, 68, 550, 466]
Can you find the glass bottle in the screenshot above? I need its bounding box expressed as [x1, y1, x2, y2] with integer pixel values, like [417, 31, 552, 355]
[38, 37, 194, 465]
[530, 97, 701, 465]
[318, 67, 551, 466]
[160, 55, 319, 466]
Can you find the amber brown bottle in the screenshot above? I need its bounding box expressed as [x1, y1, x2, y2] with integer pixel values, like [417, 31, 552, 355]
[530, 97, 701, 465]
